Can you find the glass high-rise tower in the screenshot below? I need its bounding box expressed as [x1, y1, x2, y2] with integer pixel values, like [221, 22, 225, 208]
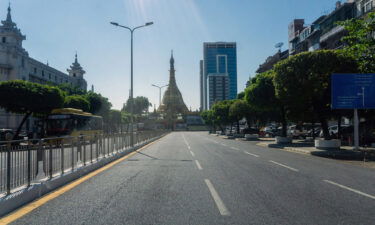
[201, 42, 237, 110]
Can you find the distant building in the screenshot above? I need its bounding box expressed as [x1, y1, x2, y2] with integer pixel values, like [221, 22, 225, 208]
[256, 50, 289, 74]
[288, 1, 360, 55]
[202, 42, 237, 110]
[199, 60, 204, 111]
[0, 6, 88, 130]
[207, 73, 229, 109]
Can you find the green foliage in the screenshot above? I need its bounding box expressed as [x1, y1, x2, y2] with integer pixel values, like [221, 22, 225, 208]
[0, 80, 65, 116]
[85, 91, 112, 122]
[58, 83, 86, 96]
[237, 92, 245, 100]
[245, 71, 287, 134]
[340, 12, 375, 73]
[229, 99, 251, 122]
[245, 71, 279, 113]
[211, 100, 236, 128]
[273, 50, 358, 139]
[123, 96, 152, 115]
[121, 111, 131, 124]
[64, 95, 90, 112]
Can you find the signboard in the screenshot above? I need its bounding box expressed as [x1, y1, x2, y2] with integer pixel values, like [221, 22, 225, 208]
[331, 74, 375, 109]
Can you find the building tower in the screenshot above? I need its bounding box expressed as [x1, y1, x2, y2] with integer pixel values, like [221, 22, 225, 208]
[67, 53, 87, 90]
[0, 4, 27, 81]
[158, 51, 188, 114]
[202, 42, 237, 109]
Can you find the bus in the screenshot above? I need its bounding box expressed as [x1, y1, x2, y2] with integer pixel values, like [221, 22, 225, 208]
[46, 108, 103, 139]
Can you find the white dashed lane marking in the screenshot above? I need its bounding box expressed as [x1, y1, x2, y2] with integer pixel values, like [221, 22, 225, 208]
[205, 179, 231, 216]
[244, 151, 259, 157]
[269, 160, 298, 172]
[324, 180, 375, 200]
[195, 160, 203, 170]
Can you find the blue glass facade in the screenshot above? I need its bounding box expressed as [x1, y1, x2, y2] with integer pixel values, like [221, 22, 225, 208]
[202, 42, 237, 109]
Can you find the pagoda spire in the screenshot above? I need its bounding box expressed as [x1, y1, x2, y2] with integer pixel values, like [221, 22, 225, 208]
[6, 3, 11, 22]
[170, 50, 175, 71]
[2, 2, 16, 28]
[158, 51, 188, 115]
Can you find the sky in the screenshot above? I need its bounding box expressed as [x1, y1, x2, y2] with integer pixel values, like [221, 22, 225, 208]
[1, 0, 343, 110]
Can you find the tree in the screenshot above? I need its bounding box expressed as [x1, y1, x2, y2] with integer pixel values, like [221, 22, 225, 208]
[57, 83, 86, 96]
[229, 100, 251, 133]
[273, 50, 358, 139]
[211, 100, 236, 132]
[108, 109, 122, 133]
[85, 92, 112, 122]
[64, 95, 90, 112]
[245, 71, 288, 136]
[122, 96, 152, 115]
[340, 12, 375, 73]
[0, 80, 65, 139]
[201, 110, 217, 132]
[237, 92, 245, 100]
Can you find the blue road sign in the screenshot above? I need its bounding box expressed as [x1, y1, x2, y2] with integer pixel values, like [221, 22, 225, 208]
[332, 74, 375, 109]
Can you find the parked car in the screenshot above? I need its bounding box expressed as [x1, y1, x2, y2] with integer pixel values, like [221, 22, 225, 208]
[319, 125, 350, 138]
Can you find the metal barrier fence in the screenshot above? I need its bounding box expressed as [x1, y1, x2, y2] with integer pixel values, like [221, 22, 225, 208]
[0, 130, 166, 196]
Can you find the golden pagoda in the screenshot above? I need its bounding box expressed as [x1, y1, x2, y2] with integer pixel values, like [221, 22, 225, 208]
[158, 51, 188, 115]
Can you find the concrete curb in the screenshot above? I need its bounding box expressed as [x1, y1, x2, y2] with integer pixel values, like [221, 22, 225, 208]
[0, 134, 167, 218]
[256, 142, 312, 155]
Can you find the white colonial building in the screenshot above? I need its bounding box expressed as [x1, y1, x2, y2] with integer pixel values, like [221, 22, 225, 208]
[0, 5, 87, 131]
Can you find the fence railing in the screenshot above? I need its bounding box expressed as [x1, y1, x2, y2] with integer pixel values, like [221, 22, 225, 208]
[0, 130, 167, 196]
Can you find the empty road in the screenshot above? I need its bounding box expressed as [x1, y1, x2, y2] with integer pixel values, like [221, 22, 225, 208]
[5, 132, 375, 225]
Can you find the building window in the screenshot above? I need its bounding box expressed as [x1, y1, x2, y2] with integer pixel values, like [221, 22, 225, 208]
[34, 68, 37, 74]
[42, 70, 44, 77]
[2, 37, 5, 43]
[362, 0, 374, 14]
[48, 73, 51, 79]
[73, 73, 76, 77]
[217, 55, 227, 74]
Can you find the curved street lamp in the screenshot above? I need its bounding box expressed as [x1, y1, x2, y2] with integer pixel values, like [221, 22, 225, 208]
[110, 21, 154, 147]
[151, 84, 168, 109]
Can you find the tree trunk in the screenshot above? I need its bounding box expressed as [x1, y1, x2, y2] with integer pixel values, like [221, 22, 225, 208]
[337, 115, 342, 140]
[312, 121, 316, 140]
[320, 117, 330, 140]
[281, 106, 287, 137]
[13, 112, 32, 140]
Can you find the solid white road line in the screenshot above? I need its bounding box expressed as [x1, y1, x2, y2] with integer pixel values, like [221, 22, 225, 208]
[230, 147, 240, 151]
[182, 133, 191, 149]
[204, 179, 231, 216]
[324, 180, 375, 200]
[195, 160, 203, 170]
[269, 160, 299, 172]
[244, 151, 259, 157]
[190, 151, 195, 157]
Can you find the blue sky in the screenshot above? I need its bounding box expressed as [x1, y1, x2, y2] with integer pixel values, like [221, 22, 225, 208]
[2, 0, 343, 110]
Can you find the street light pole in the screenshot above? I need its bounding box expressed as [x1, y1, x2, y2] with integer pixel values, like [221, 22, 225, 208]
[110, 21, 153, 147]
[151, 84, 168, 109]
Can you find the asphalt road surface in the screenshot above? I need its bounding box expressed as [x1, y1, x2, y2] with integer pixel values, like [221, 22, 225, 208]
[7, 132, 375, 225]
